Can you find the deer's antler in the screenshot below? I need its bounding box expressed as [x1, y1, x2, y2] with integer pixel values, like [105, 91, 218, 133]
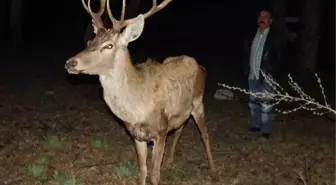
[81, 0, 106, 34]
[107, 0, 173, 31]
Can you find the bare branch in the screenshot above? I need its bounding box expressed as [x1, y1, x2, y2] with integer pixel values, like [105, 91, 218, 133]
[218, 71, 336, 116]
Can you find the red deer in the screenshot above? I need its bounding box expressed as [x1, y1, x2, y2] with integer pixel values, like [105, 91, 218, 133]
[65, 0, 218, 184]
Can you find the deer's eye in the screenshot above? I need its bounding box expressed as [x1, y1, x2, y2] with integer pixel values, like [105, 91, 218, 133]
[105, 44, 113, 49]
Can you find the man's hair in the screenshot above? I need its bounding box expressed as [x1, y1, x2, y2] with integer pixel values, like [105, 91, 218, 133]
[259, 9, 273, 20]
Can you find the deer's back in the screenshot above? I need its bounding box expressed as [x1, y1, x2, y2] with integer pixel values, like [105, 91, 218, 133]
[134, 55, 203, 85]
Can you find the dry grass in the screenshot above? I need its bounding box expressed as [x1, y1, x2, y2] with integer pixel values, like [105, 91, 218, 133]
[0, 62, 334, 185]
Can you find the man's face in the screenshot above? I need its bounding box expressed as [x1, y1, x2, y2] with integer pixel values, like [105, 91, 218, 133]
[258, 11, 272, 28]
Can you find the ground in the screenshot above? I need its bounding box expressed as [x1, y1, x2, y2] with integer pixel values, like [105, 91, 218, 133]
[0, 37, 334, 185]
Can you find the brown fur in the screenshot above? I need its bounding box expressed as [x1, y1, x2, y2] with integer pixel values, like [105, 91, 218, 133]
[65, 1, 218, 184]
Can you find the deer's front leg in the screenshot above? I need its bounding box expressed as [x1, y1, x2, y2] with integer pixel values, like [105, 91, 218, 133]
[134, 139, 148, 185]
[150, 135, 166, 185]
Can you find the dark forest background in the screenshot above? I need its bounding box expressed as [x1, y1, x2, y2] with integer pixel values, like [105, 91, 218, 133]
[0, 0, 334, 96]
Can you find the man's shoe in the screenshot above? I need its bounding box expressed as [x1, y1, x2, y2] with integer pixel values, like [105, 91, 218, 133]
[249, 127, 261, 132]
[261, 133, 270, 139]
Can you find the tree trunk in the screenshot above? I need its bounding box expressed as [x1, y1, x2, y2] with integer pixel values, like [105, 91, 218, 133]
[294, 0, 324, 95]
[0, 1, 10, 43]
[9, 0, 23, 47]
[270, 0, 287, 47]
[270, 0, 289, 83]
[298, 0, 323, 75]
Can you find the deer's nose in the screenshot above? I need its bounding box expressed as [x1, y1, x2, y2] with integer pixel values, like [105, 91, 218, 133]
[65, 59, 78, 69]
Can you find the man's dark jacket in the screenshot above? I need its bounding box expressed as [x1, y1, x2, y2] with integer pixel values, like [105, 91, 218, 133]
[243, 27, 287, 81]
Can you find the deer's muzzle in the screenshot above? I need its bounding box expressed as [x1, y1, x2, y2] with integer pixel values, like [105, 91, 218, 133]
[65, 59, 80, 74]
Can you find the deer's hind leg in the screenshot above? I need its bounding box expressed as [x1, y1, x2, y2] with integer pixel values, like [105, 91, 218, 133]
[166, 122, 185, 165]
[165, 112, 193, 165]
[191, 98, 219, 181]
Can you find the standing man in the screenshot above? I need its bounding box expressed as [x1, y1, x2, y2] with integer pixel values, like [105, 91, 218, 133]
[243, 10, 286, 139]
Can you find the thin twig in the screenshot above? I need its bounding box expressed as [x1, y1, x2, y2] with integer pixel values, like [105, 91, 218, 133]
[299, 172, 308, 185]
[76, 161, 118, 169]
[303, 151, 311, 185]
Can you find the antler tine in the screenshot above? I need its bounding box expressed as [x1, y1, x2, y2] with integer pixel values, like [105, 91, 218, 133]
[81, 0, 106, 16]
[81, 0, 106, 32]
[120, 0, 126, 23]
[106, 0, 173, 31]
[81, 0, 90, 13]
[119, 0, 173, 29]
[97, 0, 106, 16]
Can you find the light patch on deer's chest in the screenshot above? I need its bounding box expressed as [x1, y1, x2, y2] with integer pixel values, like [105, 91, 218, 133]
[99, 74, 153, 124]
[99, 75, 138, 123]
[103, 92, 132, 121]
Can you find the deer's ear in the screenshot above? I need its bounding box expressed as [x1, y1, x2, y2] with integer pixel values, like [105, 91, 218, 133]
[120, 14, 145, 45]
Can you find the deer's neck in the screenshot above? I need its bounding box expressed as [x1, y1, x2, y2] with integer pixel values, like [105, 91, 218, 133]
[98, 48, 148, 123]
[112, 48, 139, 81]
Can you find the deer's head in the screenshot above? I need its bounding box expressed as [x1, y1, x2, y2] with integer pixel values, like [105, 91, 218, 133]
[65, 0, 172, 75]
